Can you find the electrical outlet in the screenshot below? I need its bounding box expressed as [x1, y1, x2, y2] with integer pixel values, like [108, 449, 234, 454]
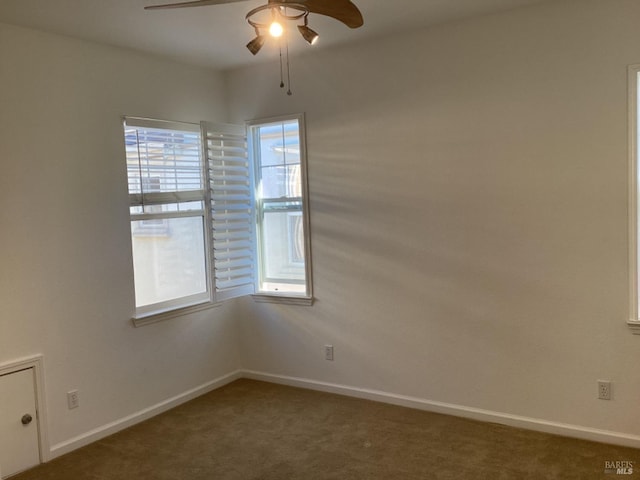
[324, 345, 334, 361]
[598, 381, 611, 400]
[67, 390, 79, 409]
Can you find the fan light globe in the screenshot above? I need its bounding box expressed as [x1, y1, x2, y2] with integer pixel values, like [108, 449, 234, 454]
[269, 21, 284, 37]
[298, 25, 319, 45]
[246, 35, 266, 55]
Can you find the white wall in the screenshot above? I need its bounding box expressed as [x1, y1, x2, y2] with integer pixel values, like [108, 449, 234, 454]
[4, 0, 640, 457]
[0, 23, 240, 451]
[226, 0, 640, 439]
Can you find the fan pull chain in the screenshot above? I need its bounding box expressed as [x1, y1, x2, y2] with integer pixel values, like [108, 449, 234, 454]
[279, 42, 285, 89]
[285, 33, 292, 95]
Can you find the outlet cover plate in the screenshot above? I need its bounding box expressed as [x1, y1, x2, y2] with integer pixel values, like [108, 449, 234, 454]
[598, 381, 611, 400]
[324, 345, 334, 361]
[67, 390, 79, 409]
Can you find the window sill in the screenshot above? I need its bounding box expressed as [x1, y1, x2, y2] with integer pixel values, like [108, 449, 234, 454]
[627, 320, 640, 334]
[251, 294, 314, 306]
[132, 301, 220, 327]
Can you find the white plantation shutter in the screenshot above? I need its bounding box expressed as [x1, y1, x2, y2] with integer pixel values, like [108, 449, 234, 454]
[202, 121, 256, 301]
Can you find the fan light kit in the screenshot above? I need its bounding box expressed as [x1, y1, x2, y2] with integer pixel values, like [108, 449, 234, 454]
[245, 3, 318, 52]
[145, 0, 364, 95]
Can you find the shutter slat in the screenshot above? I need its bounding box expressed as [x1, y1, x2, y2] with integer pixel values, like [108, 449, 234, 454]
[213, 228, 252, 237]
[209, 158, 248, 166]
[211, 196, 251, 203]
[216, 279, 254, 291]
[207, 147, 247, 155]
[215, 252, 254, 264]
[217, 266, 254, 279]
[212, 212, 252, 222]
[209, 175, 250, 183]
[213, 239, 253, 251]
[210, 184, 251, 193]
[212, 204, 252, 211]
[214, 230, 252, 242]
[209, 165, 249, 173]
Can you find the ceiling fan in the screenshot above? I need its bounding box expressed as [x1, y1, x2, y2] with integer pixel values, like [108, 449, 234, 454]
[145, 0, 364, 55]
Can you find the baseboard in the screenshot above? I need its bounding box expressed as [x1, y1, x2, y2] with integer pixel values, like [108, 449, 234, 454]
[242, 370, 640, 449]
[49, 369, 242, 459]
[46, 367, 640, 461]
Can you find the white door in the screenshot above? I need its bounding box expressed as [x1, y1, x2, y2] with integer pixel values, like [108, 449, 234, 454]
[0, 368, 40, 478]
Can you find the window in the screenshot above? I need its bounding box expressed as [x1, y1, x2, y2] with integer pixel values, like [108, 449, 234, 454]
[124, 118, 210, 318]
[123, 114, 312, 324]
[629, 65, 640, 333]
[249, 115, 312, 298]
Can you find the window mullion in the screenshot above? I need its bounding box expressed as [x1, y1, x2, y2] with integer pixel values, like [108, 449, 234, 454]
[131, 210, 204, 221]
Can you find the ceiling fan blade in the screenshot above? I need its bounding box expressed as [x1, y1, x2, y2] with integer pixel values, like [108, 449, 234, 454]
[297, 0, 364, 29]
[145, 0, 247, 10]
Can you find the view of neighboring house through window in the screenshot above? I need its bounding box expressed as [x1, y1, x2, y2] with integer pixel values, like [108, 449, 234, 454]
[123, 114, 312, 322]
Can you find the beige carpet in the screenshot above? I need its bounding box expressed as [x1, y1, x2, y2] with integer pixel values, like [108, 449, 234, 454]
[13, 379, 640, 479]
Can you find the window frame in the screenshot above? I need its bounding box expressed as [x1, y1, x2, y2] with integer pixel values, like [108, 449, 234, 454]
[123, 117, 217, 326]
[247, 113, 314, 305]
[628, 65, 640, 333]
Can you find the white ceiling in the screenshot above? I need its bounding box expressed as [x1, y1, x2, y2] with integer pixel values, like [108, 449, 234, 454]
[0, 0, 550, 71]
